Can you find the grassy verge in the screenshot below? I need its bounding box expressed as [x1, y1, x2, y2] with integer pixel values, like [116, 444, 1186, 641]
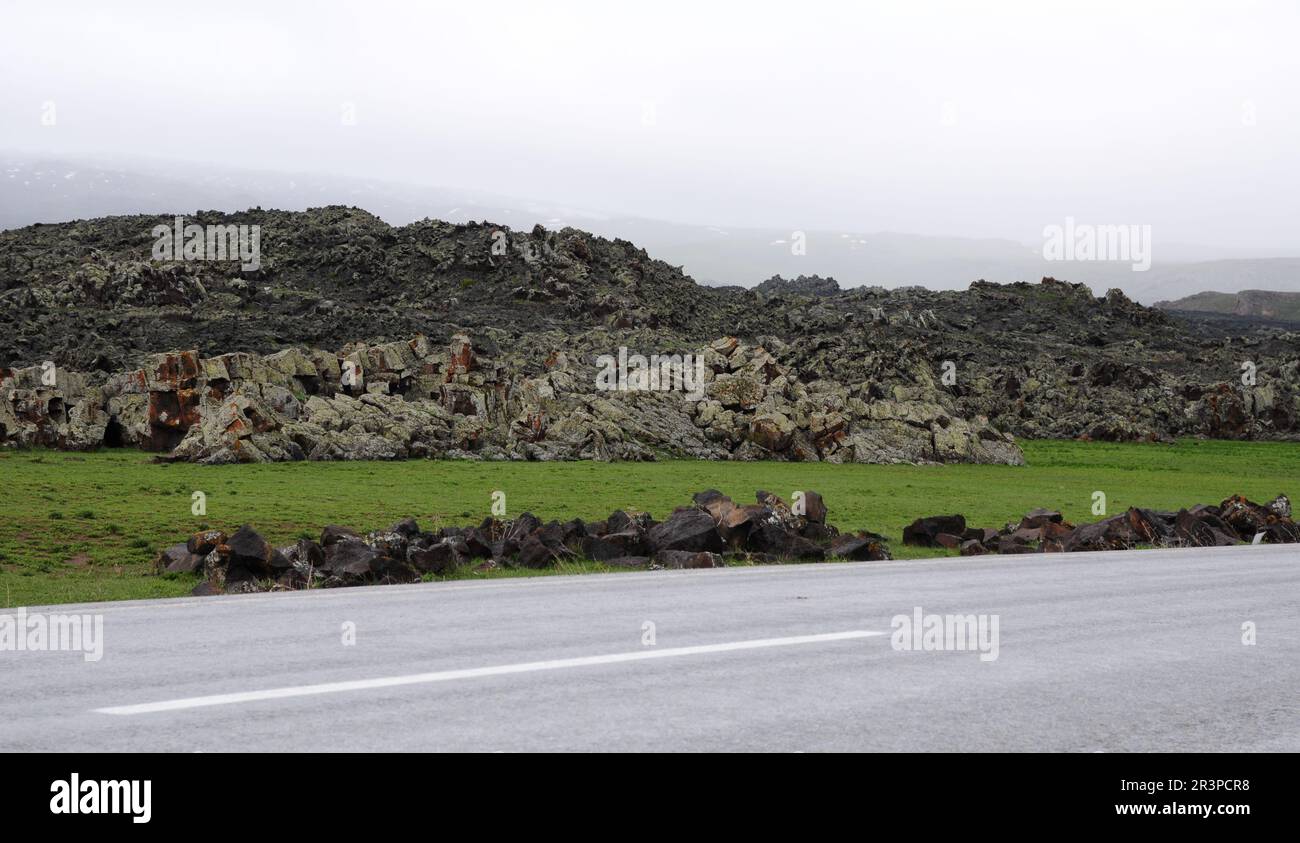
[0, 438, 1295, 606]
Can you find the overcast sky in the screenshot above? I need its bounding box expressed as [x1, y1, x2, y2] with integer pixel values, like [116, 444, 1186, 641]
[2, 0, 1298, 250]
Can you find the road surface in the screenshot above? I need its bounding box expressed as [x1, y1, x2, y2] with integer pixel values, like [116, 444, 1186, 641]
[2, 544, 1296, 751]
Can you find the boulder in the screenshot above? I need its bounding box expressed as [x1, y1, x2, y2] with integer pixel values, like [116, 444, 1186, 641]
[1006, 527, 1042, 545]
[1126, 508, 1170, 544]
[828, 532, 891, 561]
[748, 412, 795, 452]
[321, 525, 360, 546]
[187, 529, 228, 557]
[693, 490, 737, 524]
[1257, 521, 1300, 543]
[515, 536, 560, 569]
[323, 538, 381, 576]
[902, 515, 967, 547]
[755, 490, 796, 524]
[1040, 521, 1075, 542]
[646, 508, 725, 554]
[747, 520, 826, 560]
[1062, 512, 1143, 552]
[934, 532, 963, 549]
[1171, 509, 1238, 547]
[718, 504, 766, 548]
[1219, 495, 1271, 540]
[607, 510, 654, 534]
[504, 512, 543, 545]
[993, 536, 1039, 554]
[798, 490, 828, 524]
[369, 557, 419, 584]
[226, 524, 277, 578]
[155, 543, 203, 574]
[461, 528, 495, 560]
[408, 539, 465, 575]
[581, 530, 649, 560]
[799, 521, 838, 542]
[365, 530, 409, 561]
[1019, 508, 1063, 530]
[692, 489, 729, 508]
[388, 517, 421, 538]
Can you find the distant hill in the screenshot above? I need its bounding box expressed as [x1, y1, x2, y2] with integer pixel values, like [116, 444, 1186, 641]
[3, 154, 1299, 302]
[1135, 261, 1300, 304]
[1155, 289, 1300, 322]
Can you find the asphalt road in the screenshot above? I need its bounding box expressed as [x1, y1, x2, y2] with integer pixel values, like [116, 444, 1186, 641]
[2, 544, 1296, 751]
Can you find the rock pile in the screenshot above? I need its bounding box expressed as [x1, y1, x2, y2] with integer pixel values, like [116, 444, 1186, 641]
[902, 494, 1296, 555]
[153, 490, 1293, 596]
[156, 489, 892, 595]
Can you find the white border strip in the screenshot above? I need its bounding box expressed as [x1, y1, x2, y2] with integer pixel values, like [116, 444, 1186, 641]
[95, 629, 884, 715]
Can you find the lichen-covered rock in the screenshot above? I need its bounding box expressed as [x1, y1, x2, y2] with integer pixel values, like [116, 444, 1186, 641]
[4, 210, 1297, 461]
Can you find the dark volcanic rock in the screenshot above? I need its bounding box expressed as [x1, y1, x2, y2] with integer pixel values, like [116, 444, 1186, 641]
[388, 517, 421, 538]
[1172, 509, 1239, 547]
[515, 536, 560, 569]
[934, 533, 963, 549]
[323, 538, 382, 576]
[828, 532, 891, 561]
[157, 488, 896, 595]
[603, 555, 652, 569]
[161, 487, 1300, 596]
[902, 515, 968, 547]
[653, 550, 724, 569]
[754, 274, 841, 297]
[718, 504, 767, 548]
[581, 530, 649, 561]
[748, 520, 826, 559]
[321, 525, 360, 547]
[646, 508, 726, 554]
[607, 510, 654, 534]
[800, 490, 828, 525]
[155, 543, 202, 574]
[1019, 509, 1063, 530]
[408, 540, 464, 575]
[226, 525, 276, 577]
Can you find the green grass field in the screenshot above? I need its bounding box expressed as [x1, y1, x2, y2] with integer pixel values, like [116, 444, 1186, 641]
[0, 439, 1295, 607]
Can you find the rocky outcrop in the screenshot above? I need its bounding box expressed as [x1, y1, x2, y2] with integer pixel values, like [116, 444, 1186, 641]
[163, 489, 892, 594]
[754, 274, 841, 297]
[3, 209, 1299, 457]
[1, 331, 1023, 465]
[927, 494, 1298, 555]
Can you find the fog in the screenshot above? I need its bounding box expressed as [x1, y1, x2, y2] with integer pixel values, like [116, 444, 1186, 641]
[2, 0, 1298, 252]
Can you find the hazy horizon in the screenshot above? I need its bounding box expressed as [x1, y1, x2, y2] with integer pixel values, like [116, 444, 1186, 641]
[4, 0, 1300, 254]
[5, 147, 1296, 263]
